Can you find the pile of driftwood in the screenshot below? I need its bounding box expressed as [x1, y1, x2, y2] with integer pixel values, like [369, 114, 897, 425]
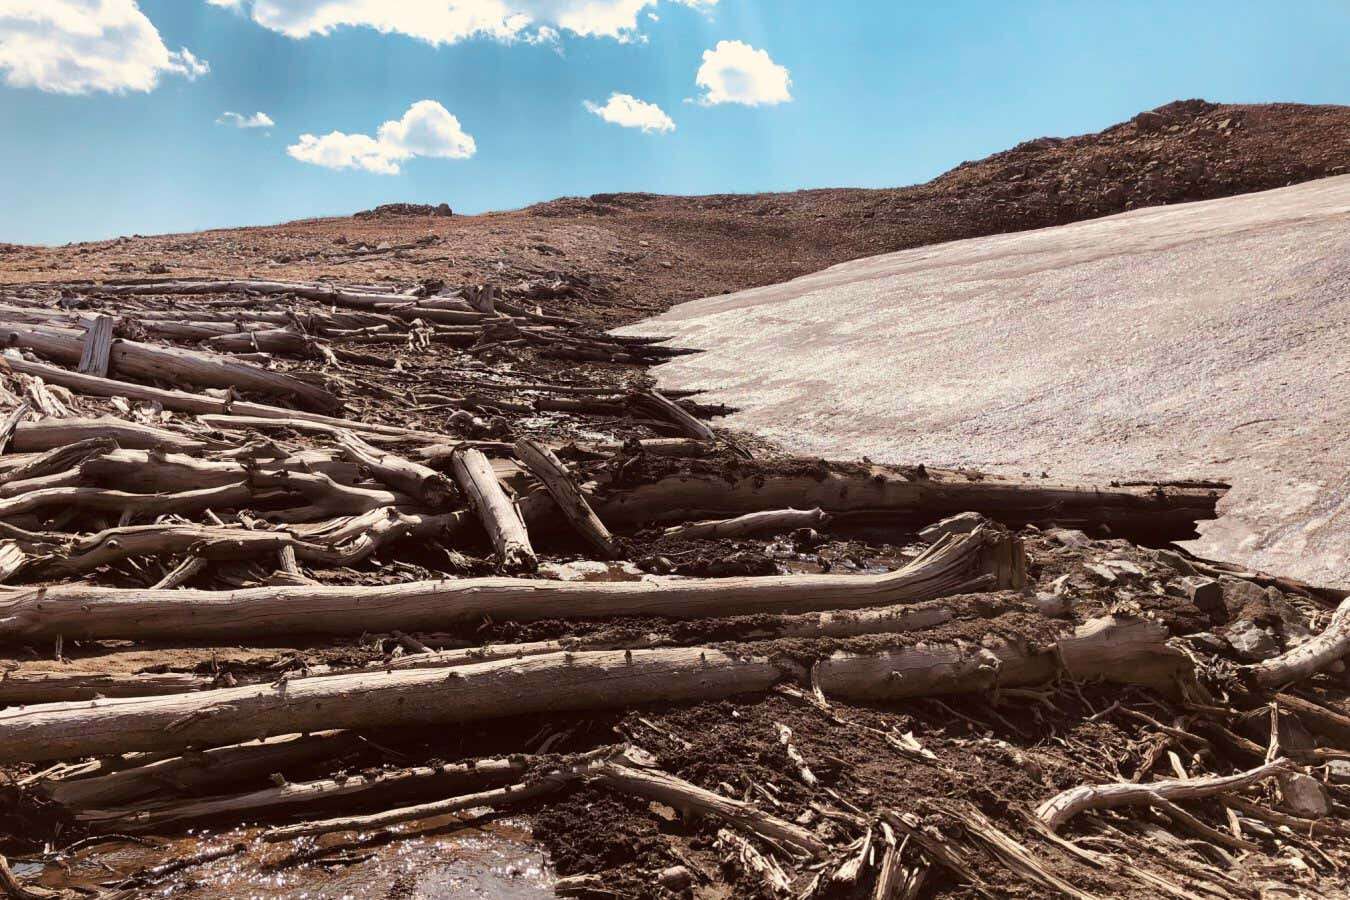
[0, 276, 1348, 898]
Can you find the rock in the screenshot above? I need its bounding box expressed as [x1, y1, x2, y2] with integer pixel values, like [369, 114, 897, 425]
[1047, 528, 1092, 548]
[1035, 591, 1072, 617]
[1103, 558, 1147, 577]
[1186, 631, 1228, 653]
[1152, 549, 1197, 576]
[658, 866, 693, 891]
[1327, 760, 1350, 784]
[918, 511, 986, 544]
[1084, 563, 1118, 584]
[1278, 772, 1330, 818]
[1180, 576, 1223, 612]
[1224, 620, 1280, 660]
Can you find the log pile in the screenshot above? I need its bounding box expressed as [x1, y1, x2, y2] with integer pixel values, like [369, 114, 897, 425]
[0, 275, 1346, 898]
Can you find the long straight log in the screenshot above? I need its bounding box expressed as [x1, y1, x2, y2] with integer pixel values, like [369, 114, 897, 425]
[0, 526, 1016, 642]
[0, 670, 210, 705]
[451, 446, 536, 571]
[0, 613, 1189, 764]
[590, 463, 1227, 543]
[335, 429, 456, 507]
[0, 322, 340, 412]
[662, 508, 828, 542]
[0, 356, 439, 441]
[11, 417, 206, 454]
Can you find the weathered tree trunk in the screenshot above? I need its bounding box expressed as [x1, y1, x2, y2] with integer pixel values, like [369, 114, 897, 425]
[36, 524, 295, 578]
[11, 417, 207, 454]
[662, 508, 828, 541]
[0, 526, 1016, 642]
[1243, 597, 1350, 688]
[0, 670, 211, 705]
[80, 448, 359, 492]
[450, 446, 536, 571]
[77, 314, 115, 377]
[335, 429, 457, 507]
[590, 462, 1226, 543]
[630, 391, 716, 440]
[0, 322, 341, 412]
[513, 438, 617, 558]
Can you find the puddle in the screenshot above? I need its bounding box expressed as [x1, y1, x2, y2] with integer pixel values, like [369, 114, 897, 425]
[22, 816, 556, 899]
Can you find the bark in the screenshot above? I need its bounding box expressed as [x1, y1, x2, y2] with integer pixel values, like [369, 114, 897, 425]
[0, 526, 1017, 642]
[450, 446, 536, 571]
[662, 508, 829, 541]
[1243, 597, 1350, 688]
[590, 464, 1226, 543]
[1035, 758, 1292, 832]
[0, 321, 340, 412]
[335, 429, 456, 507]
[11, 417, 206, 454]
[43, 731, 360, 810]
[514, 438, 617, 558]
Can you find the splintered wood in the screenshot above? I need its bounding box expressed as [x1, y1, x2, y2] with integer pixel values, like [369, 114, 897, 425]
[0, 273, 1346, 898]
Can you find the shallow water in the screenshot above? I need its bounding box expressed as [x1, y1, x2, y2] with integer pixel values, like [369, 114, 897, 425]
[26, 816, 555, 899]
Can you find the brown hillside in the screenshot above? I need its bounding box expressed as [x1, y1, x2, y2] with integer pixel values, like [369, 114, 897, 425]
[3, 99, 1347, 327]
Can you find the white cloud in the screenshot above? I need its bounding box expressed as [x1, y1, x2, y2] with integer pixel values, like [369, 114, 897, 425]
[287, 99, 475, 175]
[218, 110, 275, 128]
[0, 0, 209, 94]
[695, 39, 791, 107]
[211, 0, 716, 45]
[584, 92, 673, 133]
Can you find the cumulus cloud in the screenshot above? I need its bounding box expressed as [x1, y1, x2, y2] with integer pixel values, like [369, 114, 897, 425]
[695, 39, 791, 107]
[217, 110, 275, 128]
[287, 99, 475, 175]
[584, 92, 673, 133]
[0, 0, 209, 94]
[210, 0, 716, 45]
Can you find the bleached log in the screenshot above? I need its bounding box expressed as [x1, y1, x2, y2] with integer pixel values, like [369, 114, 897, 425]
[44, 731, 359, 810]
[0, 356, 438, 440]
[0, 437, 114, 485]
[79, 755, 526, 831]
[1243, 596, 1350, 688]
[0, 670, 210, 705]
[513, 438, 616, 558]
[0, 402, 28, 455]
[0, 481, 273, 523]
[206, 328, 311, 355]
[77, 314, 115, 377]
[631, 390, 715, 440]
[591, 463, 1226, 543]
[1036, 758, 1292, 832]
[0, 649, 783, 764]
[11, 417, 207, 454]
[0, 527, 1016, 642]
[335, 429, 456, 507]
[662, 507, 828, 541]
[80, 448, 359, 493]
[36, 524, 295, 578]
[0, 321, 340, 412]
[451, 446, 536, 571]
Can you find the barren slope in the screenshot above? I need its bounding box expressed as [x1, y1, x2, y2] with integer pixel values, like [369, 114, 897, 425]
[3, 100, 1348, 331]
[619, 175, 1350, 588]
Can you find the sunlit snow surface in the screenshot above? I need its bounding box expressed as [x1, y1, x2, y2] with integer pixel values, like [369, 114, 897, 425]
[618, 175, 1350, 588]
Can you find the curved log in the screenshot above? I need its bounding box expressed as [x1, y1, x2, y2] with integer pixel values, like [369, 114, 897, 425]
[1243, 596, 1350, 688]
[0, 526, 1018, 642]
[11, 418, 206, 454]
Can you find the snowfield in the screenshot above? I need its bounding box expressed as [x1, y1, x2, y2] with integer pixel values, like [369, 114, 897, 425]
[619, 175, 1350, 588]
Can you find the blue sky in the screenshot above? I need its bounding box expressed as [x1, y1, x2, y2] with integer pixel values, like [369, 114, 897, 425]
[1, 0, 1348, 245]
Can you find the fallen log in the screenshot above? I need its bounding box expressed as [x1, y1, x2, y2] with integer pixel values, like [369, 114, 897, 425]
[589, 462, 1226, 543]
[514, 438, 617, 558]
[80, 448, 359, 493]
[0, 356, 438, 441]
[0, 322, 340, 412]
[0, 526, 1016, 642]
[78, 755, 526, 831]
[0, 481, 278, 523]
[630, 391, 715, 441]
[1035, 758, 1293, 832]
[0, 437, 115, 486]
[35, 524, 295, 578]
[0, 670, 210, 705]
[662, 507, 828, 542]
[335, 429, 456, 507]
[11, 417, 207, 454]
[451, 446, 536, 571]
[1243, 596, 1350, 688]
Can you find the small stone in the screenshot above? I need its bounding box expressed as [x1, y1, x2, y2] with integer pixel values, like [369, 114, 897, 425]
[1186, 631, 1227, 653]
[1224, 620, 1280, 660]
[1103, 558, 1147, 577]
[1152, 548, 1196, 575]
[1327, 760, 1350, 784]
[1084, 563, 1118, 583]
[1035, 592, 1072, 617]
[1278, 773, 1330, 818]
[918, 511, 986, 543]
[658, 866, 693, 891]
[1048, 528, 1092, 548]
[1180, 576, 1223, 611]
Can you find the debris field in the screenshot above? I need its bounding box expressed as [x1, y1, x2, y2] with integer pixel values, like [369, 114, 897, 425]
[0, 272, 1346, 899]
